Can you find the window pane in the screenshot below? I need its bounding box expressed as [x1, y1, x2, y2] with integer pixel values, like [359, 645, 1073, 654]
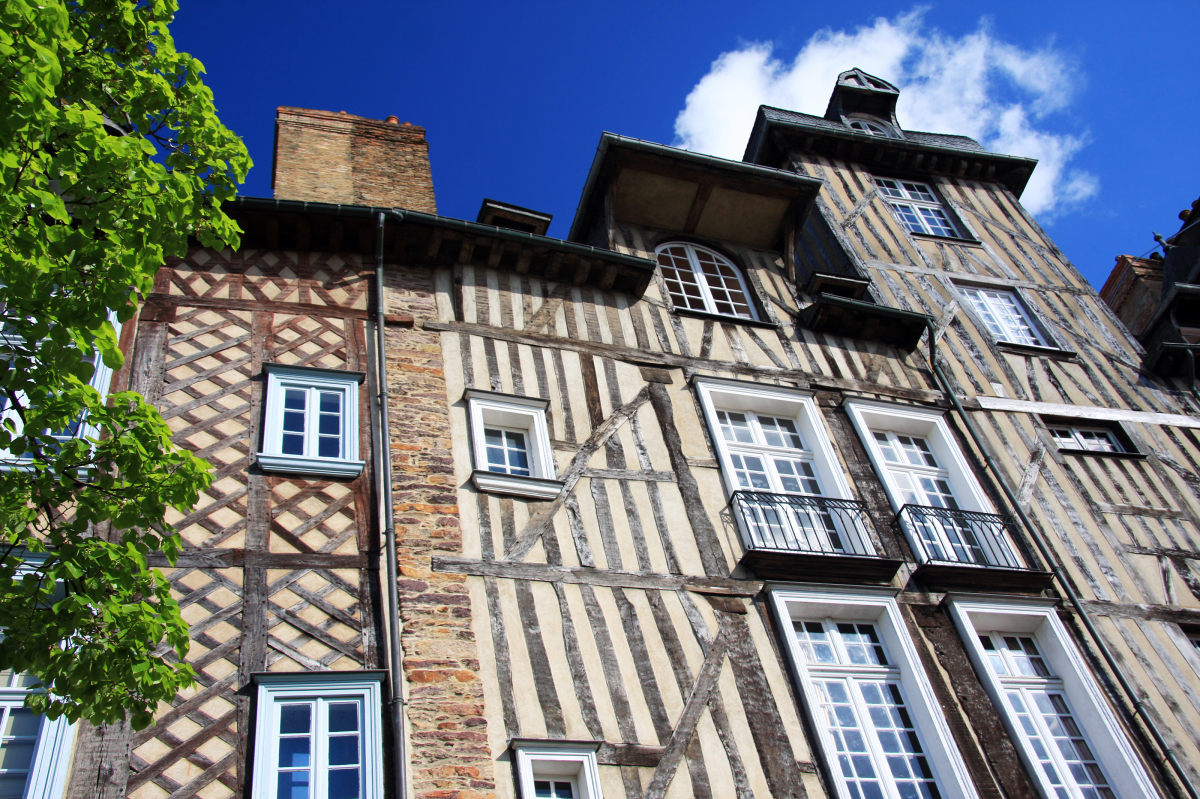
[277, 771, 310, 799]
[717, 411, 755, 444]
[917, 206, 956, 237]
[729, 453, 771, 490]
[327, 769, 360, 799]
[891, 203, 926, 234]
[657, 246, 707, 312]
[795, 621, 836, 664]
[814, 680, 886, 799]
[759, 416, 803, 449]
[328, 702, 359, 732]
[329, 736, 360, 766]
[318, 435, 341, 459]
[278, 737, 311, 768]
[280, 704, 311, 734]
[2, 709, 37, 738]
[0, 776, 27, 799]
[483, 428, 530, 476]
[284, 389, 306, 411]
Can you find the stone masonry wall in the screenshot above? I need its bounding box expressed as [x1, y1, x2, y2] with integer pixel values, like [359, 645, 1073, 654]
[274, 107, 438, 214]
[384, 264, 493, 799]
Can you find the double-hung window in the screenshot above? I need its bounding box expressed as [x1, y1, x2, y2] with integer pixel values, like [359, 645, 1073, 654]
[696, 380, 876, 557]
[948, 598, 1159, 799]
[771, 587, 979, 799]
[958, 287, 1048, 348]
[655, 243, 758, 320]
[875, 179, 959, 238]
[251, 673, 383, 799]
[466, 390, 561, 500]
[258, 364, 364, 477]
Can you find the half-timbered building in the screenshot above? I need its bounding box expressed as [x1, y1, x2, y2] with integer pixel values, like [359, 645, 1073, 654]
[47, 70, 1200, 799]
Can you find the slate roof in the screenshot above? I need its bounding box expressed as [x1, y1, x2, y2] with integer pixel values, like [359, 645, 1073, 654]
[759, 106, 989, 155]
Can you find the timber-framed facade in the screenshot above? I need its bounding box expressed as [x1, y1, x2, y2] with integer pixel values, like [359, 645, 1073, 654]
[44, 72, 1200, 799]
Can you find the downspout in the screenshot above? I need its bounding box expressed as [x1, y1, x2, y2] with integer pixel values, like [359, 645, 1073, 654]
[374, 212, 406, 797]
[925, 321, 1200, 799]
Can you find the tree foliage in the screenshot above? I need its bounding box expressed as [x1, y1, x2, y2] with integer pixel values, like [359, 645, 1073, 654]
[0, 0, 250, 729]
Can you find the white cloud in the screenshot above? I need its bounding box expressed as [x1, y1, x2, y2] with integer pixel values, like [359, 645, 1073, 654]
[673, 11, 1096, 219]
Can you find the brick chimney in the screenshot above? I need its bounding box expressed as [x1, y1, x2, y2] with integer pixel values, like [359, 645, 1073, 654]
[272, 107, 437, 213]
[1099, 254, 1164, 338]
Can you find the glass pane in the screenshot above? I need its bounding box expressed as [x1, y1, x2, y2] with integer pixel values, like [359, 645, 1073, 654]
[838, 624, 887, 666]
[553, 782, 574, 798]
[328, 702, 359, 732]
[794, 621, 836, 664]
[0, 742, 34, 771]
[277, 770, 310, 799]
[717, 411, 755, 444]
[759, 416, 804, 449]
[284, 389, 306, 411]
[283, 410, 306, 434]
[319, 413, 341, 436]
[329, 736, 360, 766]
[282, 433, 305, 456]
[534, 781, 553, 799]
[3, 709, 37, 738]
[327, 769, 360, 799]
[318, 436, 341, 459]
[277, 737, 310, 768]
[279, 704, 312, 734]
[0, 776, 29, 799]
[319, 392, 342, 414]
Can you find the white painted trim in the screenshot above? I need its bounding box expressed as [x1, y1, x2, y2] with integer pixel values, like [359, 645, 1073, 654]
[768, 587, 980, 799]
[513, 744, 602, 799]
[258, 366, 361, 476]
[467, 393, 557, 490]
[843, 399, 993, 514]
[653, 242, 760, 321]
[24, 715, 75, 799]
[945, 597, 1161, 799]
[971, 396, 1200, 430]
[471, 471, 563, 500]
[695, 378, 853, 502]
[251, 673, 385, 799]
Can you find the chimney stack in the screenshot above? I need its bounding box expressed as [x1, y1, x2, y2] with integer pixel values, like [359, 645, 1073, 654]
[272, 107, 437, 213]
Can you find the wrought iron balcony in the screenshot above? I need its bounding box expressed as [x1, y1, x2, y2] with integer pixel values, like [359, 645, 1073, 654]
[730, 491, 901, 583]
[893, 504, 1053, 592]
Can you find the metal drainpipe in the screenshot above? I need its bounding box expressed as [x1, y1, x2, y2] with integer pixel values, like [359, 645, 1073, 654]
[924, 321, 1200, 799]
[374, 212, 406, 797]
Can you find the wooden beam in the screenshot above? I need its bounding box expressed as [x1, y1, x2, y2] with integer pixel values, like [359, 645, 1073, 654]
[683, 184, 714, 234]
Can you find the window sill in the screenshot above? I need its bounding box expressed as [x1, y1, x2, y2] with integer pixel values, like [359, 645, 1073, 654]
[670, 307, 779, 329]
[996, 342, 1077, 360]
[1055, 448, 1146, 461]
[472, 470, 564, 500]
[257, 453, 365, 477]
[910, 232, 983, 246]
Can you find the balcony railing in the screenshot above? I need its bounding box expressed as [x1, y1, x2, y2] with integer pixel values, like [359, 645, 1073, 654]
[893, 504, 1025, 569]
[730, 491, 882, 558]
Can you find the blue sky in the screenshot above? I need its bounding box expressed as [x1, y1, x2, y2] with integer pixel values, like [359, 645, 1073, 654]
[174, 1, 1199, 290]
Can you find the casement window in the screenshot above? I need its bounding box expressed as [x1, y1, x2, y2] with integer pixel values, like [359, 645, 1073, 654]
[947, 598, 1159, 799]
[1046, 425, 1124, 454]
[466, 389, 562, 500]
[258, 364, 364, 477]
[848, 117, 900, 139]
[845, 401, 1022, 569]
[655, 243, 758, 320]
[0, 669, 76, 799]
[250, 672, 384, 799]
[770, 587, 979, 799]
[875, 178, 959, 238]
[511, 741, 602, 799]
[958, 287, 1049, 348]
[694, 379, 878, 555]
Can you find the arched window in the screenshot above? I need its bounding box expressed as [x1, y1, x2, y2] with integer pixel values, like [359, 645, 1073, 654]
[655, 243, 757, 320]
[847, 118, 900, 139]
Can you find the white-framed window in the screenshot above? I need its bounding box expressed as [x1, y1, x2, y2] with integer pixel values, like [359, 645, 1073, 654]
[511, 740, 602, 799]
[250, 672, 384, 799]
[770, 586, 980, 799]
[946, 597, 1159, 799]
[0, 319, 120, 469]
[848, 117, 901, 139]
[694, 378, 877, 555]
[1046, 425, 1125, 454]
[844, 400, 1021, 568]
[655, 243, 758, 320]
[467, 389, 562, 501]
[258, 364, 364, 478]
[0, 665, 76, 799]
[875, 178, 959, 238]
[958, 287, 1049, 348]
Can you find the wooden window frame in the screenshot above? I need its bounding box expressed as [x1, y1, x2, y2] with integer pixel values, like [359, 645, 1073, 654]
[258, 364, 365, 478]
[466, 389, 562, 501]
[874, 178, 960, 238]
[250, 672, 385, 799]
[946, 596, 1159, 799]
[769, 586, 980, 799]
[654, 242, 760, 321]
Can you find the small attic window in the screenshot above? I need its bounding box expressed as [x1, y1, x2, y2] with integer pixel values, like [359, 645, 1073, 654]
[847, 117, 900, 139]
[477, 199, 553, 236]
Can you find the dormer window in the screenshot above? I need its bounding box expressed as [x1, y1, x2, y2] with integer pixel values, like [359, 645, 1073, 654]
[655, 243, 758, 320]
[847, 118, 900, 139]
